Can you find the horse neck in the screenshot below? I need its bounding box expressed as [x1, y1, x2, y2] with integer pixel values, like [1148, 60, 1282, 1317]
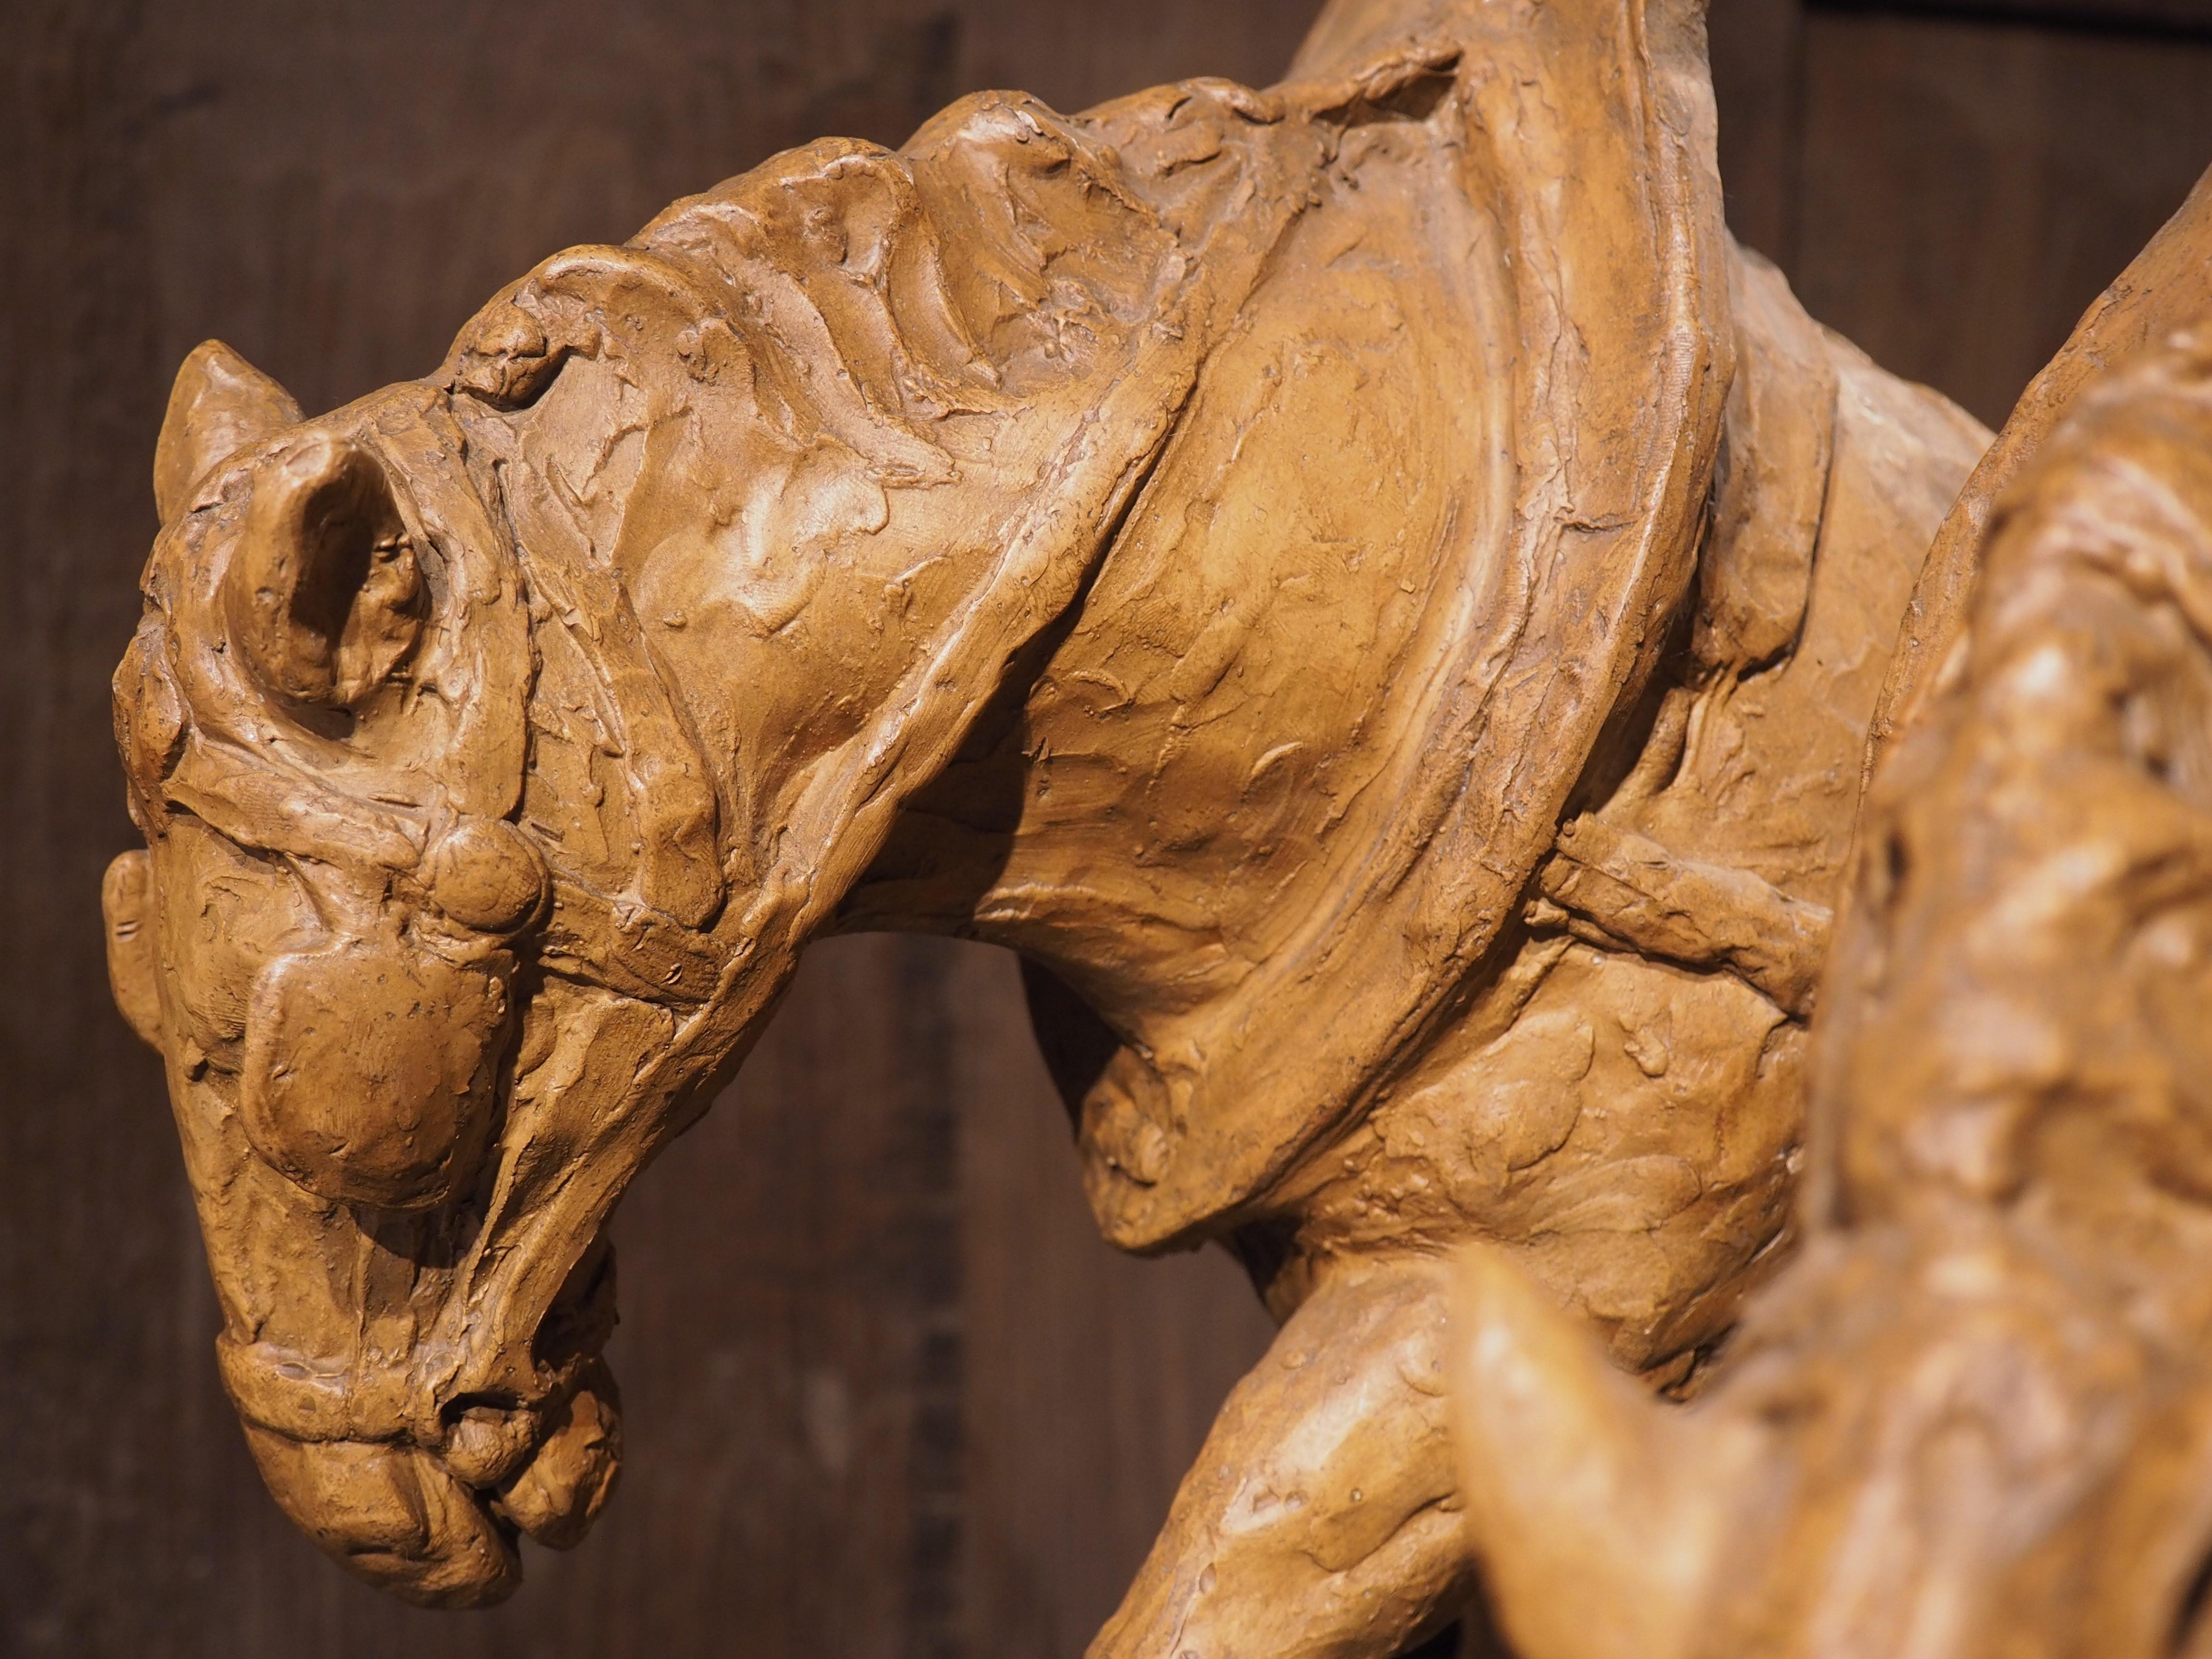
[832, 530, 1405, 1054]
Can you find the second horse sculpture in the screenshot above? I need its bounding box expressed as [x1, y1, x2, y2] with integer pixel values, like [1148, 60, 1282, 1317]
[103, 0, 1997, 1649]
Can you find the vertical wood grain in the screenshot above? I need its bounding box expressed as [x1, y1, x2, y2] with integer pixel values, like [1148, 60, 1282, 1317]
[952, 944, 1278, 1654]
[1786, 9, 2212, 427]
[1709, 0, 1810, 264]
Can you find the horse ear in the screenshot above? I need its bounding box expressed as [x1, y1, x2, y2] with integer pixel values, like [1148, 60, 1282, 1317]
[225, 433, 425, 708]
[155, 341, 302, 523]
[102, 851, 164, 1049]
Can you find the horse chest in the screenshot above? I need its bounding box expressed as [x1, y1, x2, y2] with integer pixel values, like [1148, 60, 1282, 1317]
[1270, 935, 1803, 1374]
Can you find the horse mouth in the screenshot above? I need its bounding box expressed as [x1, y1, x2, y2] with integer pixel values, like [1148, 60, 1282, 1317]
[239, 1361, 623, 1608]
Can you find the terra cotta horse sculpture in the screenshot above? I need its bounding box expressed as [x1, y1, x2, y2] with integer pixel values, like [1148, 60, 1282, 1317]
[100, 0, 2034, 1650]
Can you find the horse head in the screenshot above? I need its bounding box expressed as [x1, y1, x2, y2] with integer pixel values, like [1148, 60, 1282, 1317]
[102, 336, 634, 1600]
[97, 76, 1379, 1604]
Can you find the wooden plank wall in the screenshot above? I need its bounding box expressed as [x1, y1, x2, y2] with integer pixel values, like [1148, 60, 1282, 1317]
[1711, 0, 2212, 429]
[2, 2, 2206, 1656]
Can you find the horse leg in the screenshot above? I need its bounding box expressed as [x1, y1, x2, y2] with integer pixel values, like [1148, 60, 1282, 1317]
[1086, 1255, 1473, 1659]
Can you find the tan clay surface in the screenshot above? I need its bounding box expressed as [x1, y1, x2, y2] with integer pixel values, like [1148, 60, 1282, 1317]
[1447, 319, 2212, 1659]
[103, 0, 2188, 1648]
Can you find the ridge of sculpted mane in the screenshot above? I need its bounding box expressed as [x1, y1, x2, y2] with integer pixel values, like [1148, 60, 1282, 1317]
[96, 0, 2155, 1649]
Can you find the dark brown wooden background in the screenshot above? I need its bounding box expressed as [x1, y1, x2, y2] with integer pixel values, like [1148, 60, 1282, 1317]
[3, 2, 2207, 1655]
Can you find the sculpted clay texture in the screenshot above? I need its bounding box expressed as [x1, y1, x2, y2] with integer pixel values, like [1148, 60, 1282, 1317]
[108, 0, 2198, 1649]
[1443, 166, 2212, 1659]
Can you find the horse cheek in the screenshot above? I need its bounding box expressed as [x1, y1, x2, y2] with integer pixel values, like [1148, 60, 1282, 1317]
[240, 938, 509, 1210]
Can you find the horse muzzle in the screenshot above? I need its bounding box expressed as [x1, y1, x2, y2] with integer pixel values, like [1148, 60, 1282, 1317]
[222, 1337, 624, 1607]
